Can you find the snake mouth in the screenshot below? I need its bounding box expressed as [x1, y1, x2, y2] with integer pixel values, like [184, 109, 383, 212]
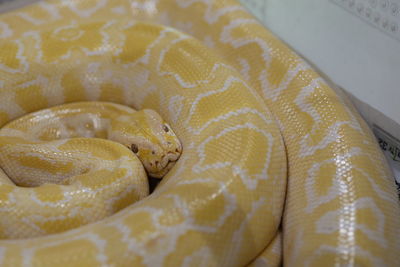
[148, 150, 181, 178]
[149, 159, 177, 178]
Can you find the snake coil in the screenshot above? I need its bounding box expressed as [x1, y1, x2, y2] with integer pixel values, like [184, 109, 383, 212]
[0, 0, 399, 266]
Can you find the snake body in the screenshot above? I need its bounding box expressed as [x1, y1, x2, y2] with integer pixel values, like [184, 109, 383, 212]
[0, 101, 181, 239]
[0, 0, 399, 266]
[0, 101, 182, 179]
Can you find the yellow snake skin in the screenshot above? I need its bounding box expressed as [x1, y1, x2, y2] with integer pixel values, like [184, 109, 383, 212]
[0, 0, 399, 266]
[0, 101, 182, 239]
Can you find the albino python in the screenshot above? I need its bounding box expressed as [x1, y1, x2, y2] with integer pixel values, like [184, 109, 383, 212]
[0, 101, 182, 238]
[0, 0, 399, 266]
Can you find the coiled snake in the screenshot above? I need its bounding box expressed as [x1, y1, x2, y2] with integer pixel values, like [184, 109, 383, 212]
[0, 0, 399, 266]
[0, 101, 182, 238]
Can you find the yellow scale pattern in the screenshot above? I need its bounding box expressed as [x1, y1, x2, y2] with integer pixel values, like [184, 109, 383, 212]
[0, 0, 399, 266]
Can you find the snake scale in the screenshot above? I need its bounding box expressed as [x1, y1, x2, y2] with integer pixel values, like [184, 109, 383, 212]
[0, 0, 399, 266]
[0, 101, 182, 239]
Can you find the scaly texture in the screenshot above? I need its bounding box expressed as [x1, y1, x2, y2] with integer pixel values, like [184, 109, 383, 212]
[0, 101, 181, 239]
[0, 0, 399, 266]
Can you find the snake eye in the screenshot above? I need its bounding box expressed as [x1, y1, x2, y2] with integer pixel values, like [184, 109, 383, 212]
[131, 144, 139, 153]
[163, 125, 169, 132]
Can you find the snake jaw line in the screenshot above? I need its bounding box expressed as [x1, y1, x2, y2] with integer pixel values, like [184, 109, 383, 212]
[148, 159, 178, 179]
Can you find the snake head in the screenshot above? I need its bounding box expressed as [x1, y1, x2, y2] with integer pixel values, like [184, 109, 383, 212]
[112, 109, 182, 178]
